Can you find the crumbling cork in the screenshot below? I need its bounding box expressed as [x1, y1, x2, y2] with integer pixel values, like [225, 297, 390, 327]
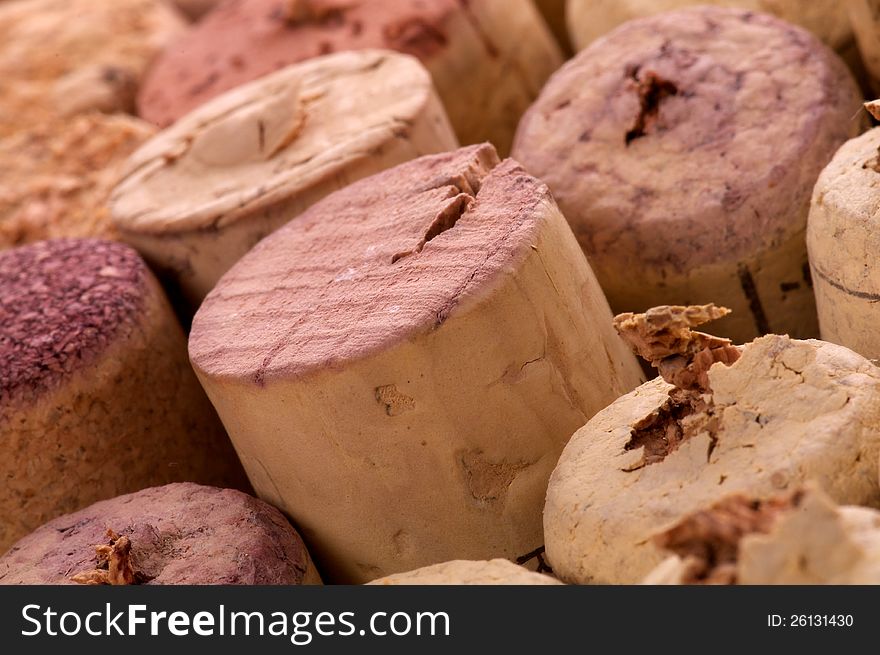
[0, 239, 248, 552]
[0, 0, 184, 138]
[514, 6, 863, 343]
[368, 559, 561, 585]
[544, 306, 880, 584]
[566, 0, 854, 53]
[0, 113, 154, 250]
[189, 143, 644, 583]
[112, 50, 458, 307]
[136, 0, 561, 154]
[0, 483, 320, 585]
[644, 486, 880, 585]
[807, 124, 880, 360]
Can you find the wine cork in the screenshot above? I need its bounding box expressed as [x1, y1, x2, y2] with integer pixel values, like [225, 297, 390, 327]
[566, 0, 853, 53]
[368, 559, 561, 585]
[189, 143, 644, 583]
[0, 483, 320, 585]
[807, 126, 880, 360]
[0, 113, 154, 250]
[643, 486, 880, 585]
[544, 306, 880, 584]
[0, 239, 247, 553]
[513, 7, 863, 343]
[112, 50, 458, 307]
[0, 0, 185, 138]
[136, 0, 562, 155]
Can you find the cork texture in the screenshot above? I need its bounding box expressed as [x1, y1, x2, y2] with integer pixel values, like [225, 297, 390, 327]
[545, 334, 880, 584]
[112, 50, 458, 305]
[0, 483, 320, 585]
[0, 0, 185, 138]
[0, 113, 154, 250]
[0, 239, 248, 552]
[190, 144, 643, 582]
[137, 0, 561, 154]
[807, 126, 880, 360]
[513, 6, 862, 342]
[368, 559, 561, 585]
[566, 0, 853, 52]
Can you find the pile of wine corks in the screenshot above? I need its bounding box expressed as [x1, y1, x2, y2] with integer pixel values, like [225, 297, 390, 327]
[5, 0, 880, 586]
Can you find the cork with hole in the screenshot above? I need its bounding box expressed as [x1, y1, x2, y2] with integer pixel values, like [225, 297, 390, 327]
[513, 6, 863, 344]
[112, 50, 458, 307]
[544, 305, 880, 584]
[0, 239, 248, 554]
[808, 125, 880, 360]
[368, 559, 561, 585]
[0, 483, 320, 585]
[642, 486, 880, 585]
[565, 0, 853, 53]
[136, 0, 562, 155]
[188, 144, 644, 583]
[0, 0, 185, 138]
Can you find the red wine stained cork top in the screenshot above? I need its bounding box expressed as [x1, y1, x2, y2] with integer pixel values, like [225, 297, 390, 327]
[189, 143, 547, 384]
[139, 0, 459, 126]
[0, 239, 146, 407]
[0, 483, 313, 585]
[512, 6, 861, 272]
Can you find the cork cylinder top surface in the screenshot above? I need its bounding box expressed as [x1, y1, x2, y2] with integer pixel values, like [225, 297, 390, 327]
[544, 335, 880, 584]
[0, 239, 148, 409]
[565, 0, 853, 52]
[0, 484, 318, 585]
[643, 488, 880, 585]
[0, 0, 185, 137]
[0, 113, 154, 250]
[112, 50, 452, 238]
[368, 559, 562, 585]
[513, 6, 862, 276]
[189, 143, 550, 383]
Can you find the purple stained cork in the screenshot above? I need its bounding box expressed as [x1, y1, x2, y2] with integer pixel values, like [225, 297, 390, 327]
[0, 483, 318, 585]
[0, 239, 146, 408]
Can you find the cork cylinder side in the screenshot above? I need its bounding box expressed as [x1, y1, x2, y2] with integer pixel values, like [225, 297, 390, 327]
[189, 144, 644, 582]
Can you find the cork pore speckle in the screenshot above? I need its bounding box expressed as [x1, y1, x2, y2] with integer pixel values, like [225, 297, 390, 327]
[0, 239, 146, 408]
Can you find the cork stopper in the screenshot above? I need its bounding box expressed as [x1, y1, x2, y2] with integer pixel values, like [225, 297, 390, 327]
[0, 239, 146, 407]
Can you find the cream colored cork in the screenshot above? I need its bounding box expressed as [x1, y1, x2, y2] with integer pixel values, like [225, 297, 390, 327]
[368, 559, 562, 585]
[643, 486, 880, 585]
[189, 144, 644, 583]
[0, 240, 247, 554]
[112, 50, 458, 308]
[0, 113, 154, 250]
[808, 124, 880, 361]
[544, 305, 880, 584]
[566, 0, 853, 53]
[0, 0, 185, 138]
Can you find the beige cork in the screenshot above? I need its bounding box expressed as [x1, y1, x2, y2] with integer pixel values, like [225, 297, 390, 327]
[544, 306, 880, 584]
[643, 486, 880, 585]
[566, 0, 853, 53]
[514, 6, 863, 344]
[0, 0, 185, 138]
[136, 0, 562, 156]
[808, 126, 880, 360]
[368, 559, 561, 585]
[0, 113, 154, 250]
[189, 144, 644, 583]
[112, 50, 458, 308]
[0, 240, 247, 554]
